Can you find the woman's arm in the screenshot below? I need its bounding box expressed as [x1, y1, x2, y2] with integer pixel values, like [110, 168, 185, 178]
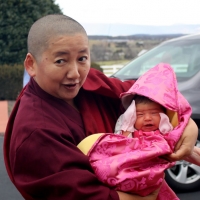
[117, 185, 160, 200]
[167, 118, 198, 161]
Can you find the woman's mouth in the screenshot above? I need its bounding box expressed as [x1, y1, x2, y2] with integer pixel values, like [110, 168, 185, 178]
[64, 83, 77, 89]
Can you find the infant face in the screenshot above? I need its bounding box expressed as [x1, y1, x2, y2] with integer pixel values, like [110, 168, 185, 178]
[134, 101, 164, 132]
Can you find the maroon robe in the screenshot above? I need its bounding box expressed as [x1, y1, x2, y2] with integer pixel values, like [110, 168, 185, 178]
[4, 68, 134, 200]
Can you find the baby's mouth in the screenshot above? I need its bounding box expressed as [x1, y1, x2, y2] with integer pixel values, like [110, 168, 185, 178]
[144, 124, 153, 127]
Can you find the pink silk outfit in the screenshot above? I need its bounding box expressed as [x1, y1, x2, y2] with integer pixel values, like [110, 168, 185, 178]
[86, 63, 192, 199]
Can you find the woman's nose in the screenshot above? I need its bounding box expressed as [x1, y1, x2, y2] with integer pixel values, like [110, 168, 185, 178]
[67, 63, 80, 79]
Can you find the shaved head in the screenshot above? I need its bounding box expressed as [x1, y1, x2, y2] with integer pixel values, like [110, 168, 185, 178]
[27, 14, 87, 60]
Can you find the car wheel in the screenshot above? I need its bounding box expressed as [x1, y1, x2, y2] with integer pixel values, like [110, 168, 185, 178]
[165, 139, 200, 192]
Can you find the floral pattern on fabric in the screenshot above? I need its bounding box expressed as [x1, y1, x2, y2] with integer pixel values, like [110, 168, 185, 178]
[88, 133, 174, 196]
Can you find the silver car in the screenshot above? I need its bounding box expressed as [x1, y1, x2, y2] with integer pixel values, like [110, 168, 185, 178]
[111, 33, 200, 192]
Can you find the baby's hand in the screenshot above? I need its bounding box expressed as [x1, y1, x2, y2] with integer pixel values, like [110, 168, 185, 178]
[122, 130, 132, 137]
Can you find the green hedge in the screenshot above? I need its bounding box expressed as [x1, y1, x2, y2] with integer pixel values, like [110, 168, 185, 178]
[0, 64, 24, 100]
[0, 62, 102, 100]
[91, 62, 103, 73]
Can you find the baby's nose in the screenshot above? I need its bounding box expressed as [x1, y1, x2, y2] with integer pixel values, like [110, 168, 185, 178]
[144, 113, 152, 120]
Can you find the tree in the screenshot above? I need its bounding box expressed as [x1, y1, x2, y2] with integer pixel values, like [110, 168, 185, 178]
[0, 0, 62, 65]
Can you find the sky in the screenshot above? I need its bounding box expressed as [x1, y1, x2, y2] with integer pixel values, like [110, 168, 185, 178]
[55, 0, 200, 35]
[55, 0, 200, 25]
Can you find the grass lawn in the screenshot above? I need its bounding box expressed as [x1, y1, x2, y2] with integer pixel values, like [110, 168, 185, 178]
[96, 59, 131, 66]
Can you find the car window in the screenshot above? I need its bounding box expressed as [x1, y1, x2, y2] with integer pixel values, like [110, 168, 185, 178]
[113, 38, 200, 80]
[140, 46, 190, 76]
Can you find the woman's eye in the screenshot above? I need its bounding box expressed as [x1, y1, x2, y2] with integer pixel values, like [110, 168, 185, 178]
[79, 56, 87, 62]
[55, 59, 65, 64]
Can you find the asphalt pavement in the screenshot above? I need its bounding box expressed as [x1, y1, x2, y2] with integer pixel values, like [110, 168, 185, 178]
[0, 136, 24, 200]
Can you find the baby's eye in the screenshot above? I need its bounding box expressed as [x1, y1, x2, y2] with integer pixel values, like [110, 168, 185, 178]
[151, 112, 159, 115]
[55, 59, 65, 64]
[78, 56, 87, 62]
[137, 113, 143, 117]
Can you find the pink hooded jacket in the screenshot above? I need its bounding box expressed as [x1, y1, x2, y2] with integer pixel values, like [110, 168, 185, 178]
[78, 63, 192, 199]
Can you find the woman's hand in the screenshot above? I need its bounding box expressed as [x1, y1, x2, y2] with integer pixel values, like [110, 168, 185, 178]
[184, 146, 200, 166]
[167, 118, 198, 161]
[117, 189, 159, 200]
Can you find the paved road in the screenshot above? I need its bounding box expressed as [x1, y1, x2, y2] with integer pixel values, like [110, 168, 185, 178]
[1, 136, 200, 200]
[0, 136, 23, 199]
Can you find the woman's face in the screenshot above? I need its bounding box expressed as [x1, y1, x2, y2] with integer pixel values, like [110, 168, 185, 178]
[26, 33, 90, 105]
[134, 101, 164, 132]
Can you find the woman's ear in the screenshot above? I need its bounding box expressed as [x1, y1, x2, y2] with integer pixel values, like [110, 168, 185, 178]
[24, 53, 37, 77]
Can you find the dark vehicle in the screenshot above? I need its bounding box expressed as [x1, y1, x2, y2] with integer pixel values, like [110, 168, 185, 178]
[111, 33, 200, 192]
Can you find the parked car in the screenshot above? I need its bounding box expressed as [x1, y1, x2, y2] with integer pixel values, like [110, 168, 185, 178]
[111, 33, 200, 192]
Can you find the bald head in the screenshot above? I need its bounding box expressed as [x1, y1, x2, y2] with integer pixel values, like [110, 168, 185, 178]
[27, 14, 87, 60]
